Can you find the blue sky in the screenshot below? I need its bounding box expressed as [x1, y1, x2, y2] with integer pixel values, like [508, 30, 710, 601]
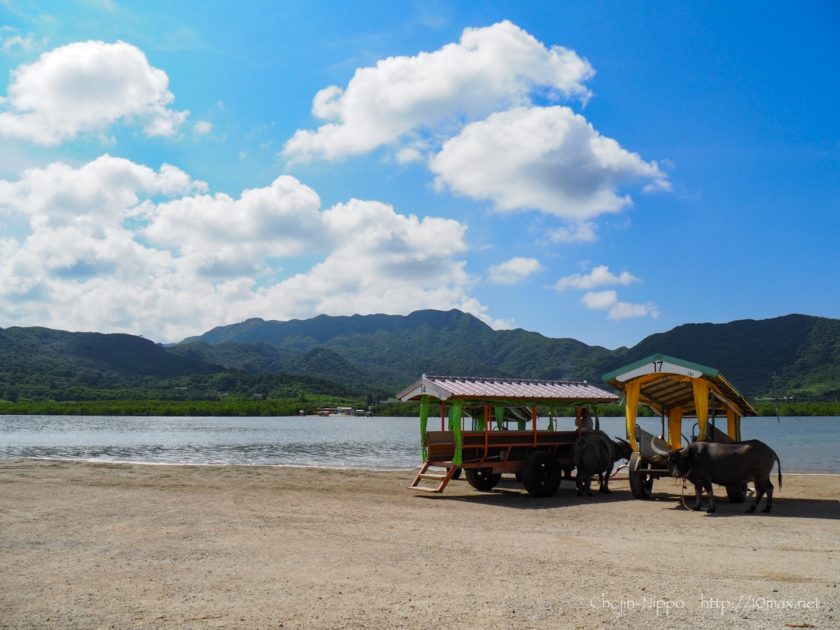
[0, 1, 837, 348]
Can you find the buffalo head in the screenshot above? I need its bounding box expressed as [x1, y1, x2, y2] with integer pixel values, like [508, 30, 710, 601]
[613, 437, 633, 462]
[650, 439, 693, 478]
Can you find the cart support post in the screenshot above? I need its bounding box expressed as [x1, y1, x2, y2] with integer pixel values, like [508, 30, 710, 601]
[419, 395, 429, 459]
[494, 405, 505, 431]
[727, 408, 739, 441]
[449, 400, 464, 465]
[668, 408, 683, 450]
[625, 380, 640, 451]
[693, 379, 710, 440]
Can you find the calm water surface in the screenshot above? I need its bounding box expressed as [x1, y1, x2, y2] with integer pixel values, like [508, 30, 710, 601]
[0, 415, 837, 472]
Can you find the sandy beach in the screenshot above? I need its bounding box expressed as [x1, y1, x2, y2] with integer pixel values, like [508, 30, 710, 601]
[1, 460, 837, 629]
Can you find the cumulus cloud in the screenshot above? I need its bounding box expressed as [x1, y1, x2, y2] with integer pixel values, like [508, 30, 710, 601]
[193, 120, 213, 135]
[0, 156, 492, 341]
[546, 221, 598, 243]
[582, 290, 618, 310]
[283, 20, 593, 163]
[554, 264, 638, 291]
[581, 290, 660, 320]
[0, 40, 188, 145]
[282, 21, 669, 227]
[0, 154, 204, 230]
[554, 264, 658, 320]
[431, 106, 669, 220]
[488, 257, 542, 284]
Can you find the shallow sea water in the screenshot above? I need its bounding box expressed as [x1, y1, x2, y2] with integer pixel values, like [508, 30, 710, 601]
[0, 415, 837, 472]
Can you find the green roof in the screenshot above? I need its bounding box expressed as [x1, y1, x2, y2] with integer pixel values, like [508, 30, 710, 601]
[602, 353, 756, 417]
[601, 353, 720, 383]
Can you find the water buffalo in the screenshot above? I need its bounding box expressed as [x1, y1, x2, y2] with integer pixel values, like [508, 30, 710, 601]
[574, 432, 633, 496]
[651, 439, 782, 513]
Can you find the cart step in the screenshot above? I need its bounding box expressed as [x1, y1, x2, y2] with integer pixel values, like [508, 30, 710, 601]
[410, 462, 458, 493]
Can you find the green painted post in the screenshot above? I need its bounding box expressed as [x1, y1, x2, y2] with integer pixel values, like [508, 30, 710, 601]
[495, 405, 505, 431]
[419, 395, 429, 460]
[450, 400, 463, 466]
[474, 408, 485, 431]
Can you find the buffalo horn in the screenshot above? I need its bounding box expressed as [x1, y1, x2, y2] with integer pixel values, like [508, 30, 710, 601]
[649, 438, 673, 457]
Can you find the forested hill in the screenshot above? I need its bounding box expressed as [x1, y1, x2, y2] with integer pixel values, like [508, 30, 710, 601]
[1, 311, 837, 404]
[0, 326, 355, 403]
[180, 310, 840, 399]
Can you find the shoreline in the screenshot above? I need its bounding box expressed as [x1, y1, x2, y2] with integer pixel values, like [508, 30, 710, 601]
[6, 456, 840, 476]
[2, 459, 837, 628]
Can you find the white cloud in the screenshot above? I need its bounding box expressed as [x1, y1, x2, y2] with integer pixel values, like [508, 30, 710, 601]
[488, 257, 542, 284]
[0, 156, 492, 341]
[607, 301, 660, 320]
[193, 120, 213, 134]
[431, 106, 669, 220]
[581, 290, 659, 320]
[0, 40, 188, 145]
[546, 221, 598, 243]
[0, 154, 204, 230]
[283, 20, 593, 163]
[554, 264, 638, 291]
[582, 290, 618, 310]
[1, 30, 42, 55]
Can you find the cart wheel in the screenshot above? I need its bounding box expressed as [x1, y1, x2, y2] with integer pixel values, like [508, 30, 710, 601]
[521, 450, 561, 497]
[629, 452, 654, 499]
[465, 468, 501, 491]
[726, 483, 747, 503]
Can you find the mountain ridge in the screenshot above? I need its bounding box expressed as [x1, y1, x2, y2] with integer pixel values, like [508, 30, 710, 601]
[1, 310, 838, 403]
[178, 310, 840, 399]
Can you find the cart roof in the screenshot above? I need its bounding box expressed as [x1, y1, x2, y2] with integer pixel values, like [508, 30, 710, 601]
[397, 374, 619, 404]
[602, 353, 756, 417]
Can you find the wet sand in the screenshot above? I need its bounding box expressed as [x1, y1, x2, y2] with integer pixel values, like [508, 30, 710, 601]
[1, 459, 838, 628]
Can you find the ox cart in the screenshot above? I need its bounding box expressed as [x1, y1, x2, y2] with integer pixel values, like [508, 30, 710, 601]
[398, 374, 618, 496]
[603, 353, 757, 501]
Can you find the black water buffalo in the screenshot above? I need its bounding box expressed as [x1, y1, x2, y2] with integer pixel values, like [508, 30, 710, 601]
[653, 439, 782, 513]
[574, 432, 633, 496]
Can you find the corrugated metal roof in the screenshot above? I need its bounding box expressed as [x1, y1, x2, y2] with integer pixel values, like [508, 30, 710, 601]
[397, 374, 619, 403]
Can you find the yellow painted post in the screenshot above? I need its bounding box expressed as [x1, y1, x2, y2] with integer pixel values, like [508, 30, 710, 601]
[727, 408, 739, 441]
[693, 379, 710, 440]
[668, 408, 683, 450]
[625, 380, 640, 451]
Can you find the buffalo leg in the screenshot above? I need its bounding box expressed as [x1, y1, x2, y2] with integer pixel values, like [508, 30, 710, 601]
[747, 485, 763, 513]
[577, 472, 590, 496]
[692, 483, 703, 510]
[762, 481, 774, 512]
[600, 467, 612, 493]
[704, 480, 716, 513]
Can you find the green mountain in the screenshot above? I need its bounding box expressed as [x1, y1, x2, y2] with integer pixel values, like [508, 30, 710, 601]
[184, 309, 616, 393]
[0, 326, 355, 403]
[2, 310, 837, 406]
[599, 314, 840, 398]
[181, 310, 840, 399]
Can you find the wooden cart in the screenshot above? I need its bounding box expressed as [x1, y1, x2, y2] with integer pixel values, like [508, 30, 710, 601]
[398, 375, 618, 496]
[602, 353, 757, 500]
